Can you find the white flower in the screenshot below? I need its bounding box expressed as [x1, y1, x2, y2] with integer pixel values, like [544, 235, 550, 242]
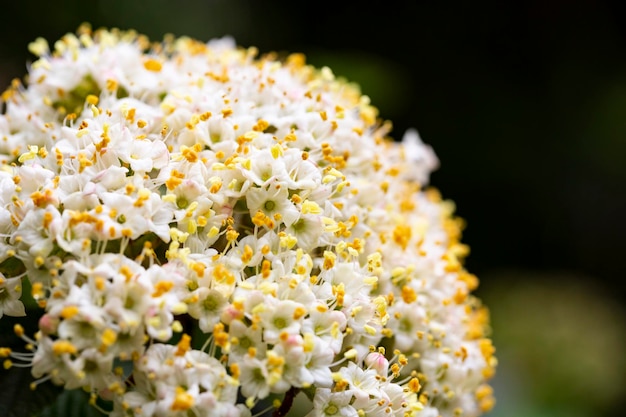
[186, 287, 228, 332]
[257, 299, 305, 343]
[65, 348, 117, 390]
[302, 336, 334, 387]
[0, 275, 26, 318]
[307, 388, 357, 417]
[338, 362, 380, 406]
[301, 307, 346, 355]
[228, 319, 265, 360]
[241, 148, 290, 187]
[239, 355, 271, 399]
[246, 181, 300, 227]
[400, 128, 439, 184]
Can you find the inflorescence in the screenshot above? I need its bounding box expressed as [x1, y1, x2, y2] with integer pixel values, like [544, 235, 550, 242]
[0, 25, 495, 417]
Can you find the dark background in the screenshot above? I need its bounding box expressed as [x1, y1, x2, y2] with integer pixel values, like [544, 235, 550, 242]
[1, 1, 625, 416]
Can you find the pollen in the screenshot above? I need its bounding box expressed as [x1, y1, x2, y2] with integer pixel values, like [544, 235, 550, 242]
[60, 305, 79, 319]
[393, 224, 412, 250]
[191, 262, 205, 277]
[144, 58, 163, 72]
[152, 281, 174, 297]
[175, 334, 191, 356]
[101, 328, 118, 349]
[293, 306, 307, 320]
[171, 386, 194, 411]
[241, 245, 253, 263]
[52, 340, 77, 356]
[401, 286, 417, 303]
[181, 143, 202, 162]
[166, 170, 185, 190]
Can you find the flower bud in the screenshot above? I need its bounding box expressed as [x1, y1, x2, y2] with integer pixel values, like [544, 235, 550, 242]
[365, 351, 389, 376]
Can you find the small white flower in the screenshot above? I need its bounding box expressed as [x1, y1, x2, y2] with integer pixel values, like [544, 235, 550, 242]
[245, 181, 300, 227]
[239, 355, 271, 399]
[338, 362, 380, 406]
[228, 319, 265, 360]
[257, 299, 305, 343]
[307, 388, 357, 417]
[241, 148, 289, 187]
[186, 287, 228, 332]
[0, 275, 26, 318]
[401, 128, 438, 184]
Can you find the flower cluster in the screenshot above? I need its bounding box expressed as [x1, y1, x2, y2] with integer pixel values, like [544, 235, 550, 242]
[0, 26, 495, 417]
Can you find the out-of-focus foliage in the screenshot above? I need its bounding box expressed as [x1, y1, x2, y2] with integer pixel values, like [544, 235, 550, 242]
[481, 271, 626, 417]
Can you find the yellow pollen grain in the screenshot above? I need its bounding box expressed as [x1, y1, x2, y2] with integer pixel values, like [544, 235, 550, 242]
[408, 377, 421, 392]
[197, 215, 207, 227]
[152, 281, 174, 297]
[85, 94, 98, 105]
[479, 339, 495, 360]
[52, 340, 77, 356]
[166, 170, 185, 190]
[323, 251, 336, 269]
[401, 286, 417, 303]
[175, 334, 191, 356]
[226, 228, 239, 242]
[479, 396, 495, 412]
[207, 226, 220, 238]
[41, 211, 54, 228]
[192, 262, 205, 277]
[171, 386, 194, 411]
[253, 119, 269, 131]
[264, 217, 275, 229]
[95, 276, 106, 291]
[213, 323, 229, 348]
[393, 224, 411, 250]
[60, 305, 79, 319]
[293, 306, 307, 320]
[144, 58, 163, 72]
[31, 255, 43, 269]
[101, 328, 117, 347]
[120, 265, 134, 281]
[230, 363, 240, 379]
[475, 384, 493, 400]
[241, 245, 253, 263]
[209, 179, 222, 193]
[252, 210, 266, 227]
[31, 282, 45, 299]
[261, 259, 271, 279]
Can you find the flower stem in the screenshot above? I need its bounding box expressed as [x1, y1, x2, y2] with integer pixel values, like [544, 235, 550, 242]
[273, 387, 300, 417]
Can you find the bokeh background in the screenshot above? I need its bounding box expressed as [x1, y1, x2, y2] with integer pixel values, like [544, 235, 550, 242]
[1, 1, 625, 416]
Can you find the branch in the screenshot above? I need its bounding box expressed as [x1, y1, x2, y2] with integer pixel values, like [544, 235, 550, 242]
[273, 387, 300, 417]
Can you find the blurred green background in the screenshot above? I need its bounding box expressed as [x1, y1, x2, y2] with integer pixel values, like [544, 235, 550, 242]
[1, 1, 625, 416]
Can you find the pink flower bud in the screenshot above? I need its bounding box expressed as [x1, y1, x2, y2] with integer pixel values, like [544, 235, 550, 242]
[38, 314, 58, 335]
[365, 352, 389, 376]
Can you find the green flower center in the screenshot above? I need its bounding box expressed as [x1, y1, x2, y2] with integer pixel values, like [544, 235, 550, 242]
[273, 317, 287, 329]
[264, 200, 276, 211]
